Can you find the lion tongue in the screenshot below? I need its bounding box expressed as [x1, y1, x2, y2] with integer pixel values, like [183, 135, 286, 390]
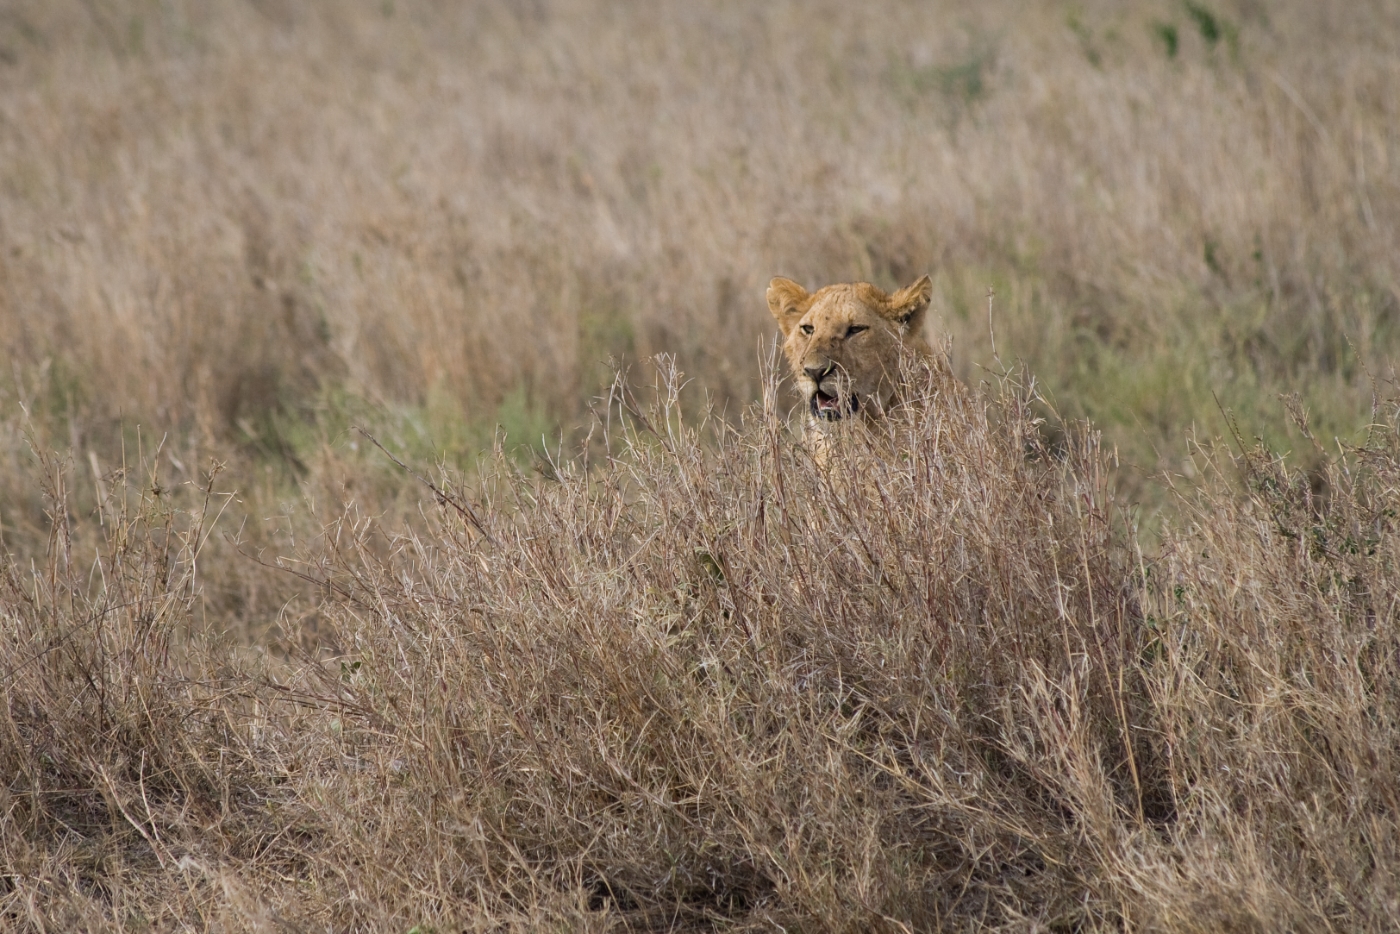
[816, 392, 841, 410]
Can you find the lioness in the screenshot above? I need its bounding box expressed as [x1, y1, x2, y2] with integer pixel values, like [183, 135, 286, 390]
[767, 274, 937, 425]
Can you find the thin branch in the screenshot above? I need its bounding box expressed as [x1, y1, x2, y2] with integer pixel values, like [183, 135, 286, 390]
[353, 427, 498, 546]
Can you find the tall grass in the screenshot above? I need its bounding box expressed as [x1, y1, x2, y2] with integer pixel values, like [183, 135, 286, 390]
[3, 1, 1400, 928]
[0, 0, 1396, 484]
[0, 448, 298, 929]
[4, 362, 1399, 930]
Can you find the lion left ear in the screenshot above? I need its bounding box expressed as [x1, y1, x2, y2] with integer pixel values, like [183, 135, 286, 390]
[885, 274, 932, 331]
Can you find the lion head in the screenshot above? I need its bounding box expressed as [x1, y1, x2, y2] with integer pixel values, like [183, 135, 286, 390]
[767, 275, 934, 422]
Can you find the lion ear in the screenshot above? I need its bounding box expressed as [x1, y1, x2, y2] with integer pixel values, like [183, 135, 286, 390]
[766, 277, 809, 337]
[885, 274, 932, 331]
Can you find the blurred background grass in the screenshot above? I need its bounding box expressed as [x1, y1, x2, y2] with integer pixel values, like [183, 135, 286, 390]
[0, 0, 1396, 635]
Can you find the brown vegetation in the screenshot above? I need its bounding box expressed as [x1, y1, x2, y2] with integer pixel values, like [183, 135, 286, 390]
[2, 0, 1400, 930]
[1, 0, 1396, 469]
[6, 363, 1400, 930]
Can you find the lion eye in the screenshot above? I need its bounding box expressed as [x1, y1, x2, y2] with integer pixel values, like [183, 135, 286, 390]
[800, 323, 814, 336]
[846, 324, 869, 338]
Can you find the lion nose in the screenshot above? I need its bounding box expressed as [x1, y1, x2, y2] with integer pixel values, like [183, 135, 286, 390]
[804, 361, 834, 382]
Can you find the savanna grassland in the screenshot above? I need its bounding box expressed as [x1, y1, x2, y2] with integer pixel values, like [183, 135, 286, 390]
[3, 1, 1400, 930]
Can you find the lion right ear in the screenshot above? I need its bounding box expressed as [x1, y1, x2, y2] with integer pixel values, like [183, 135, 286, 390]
[767, 277, 809, 337]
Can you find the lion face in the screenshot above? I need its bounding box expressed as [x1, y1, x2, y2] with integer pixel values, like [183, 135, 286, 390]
[767, 275, 934, 422]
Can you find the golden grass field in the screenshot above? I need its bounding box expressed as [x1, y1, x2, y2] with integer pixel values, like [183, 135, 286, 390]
[2, 0, 1399, 930]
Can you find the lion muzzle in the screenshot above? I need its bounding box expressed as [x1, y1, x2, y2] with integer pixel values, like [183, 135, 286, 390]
[804, 362, 859, 421]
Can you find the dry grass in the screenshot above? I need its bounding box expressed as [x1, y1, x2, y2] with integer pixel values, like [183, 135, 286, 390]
[1, 0, 1397, 472]
[3, 0, 1400, 929]
[5, 360, 1400, 930]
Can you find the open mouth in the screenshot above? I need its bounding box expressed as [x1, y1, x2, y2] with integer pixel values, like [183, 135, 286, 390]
[810, 389, 859, 421]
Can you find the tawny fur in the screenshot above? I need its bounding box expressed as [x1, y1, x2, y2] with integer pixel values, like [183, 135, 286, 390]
[767, 275, 945, 428]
